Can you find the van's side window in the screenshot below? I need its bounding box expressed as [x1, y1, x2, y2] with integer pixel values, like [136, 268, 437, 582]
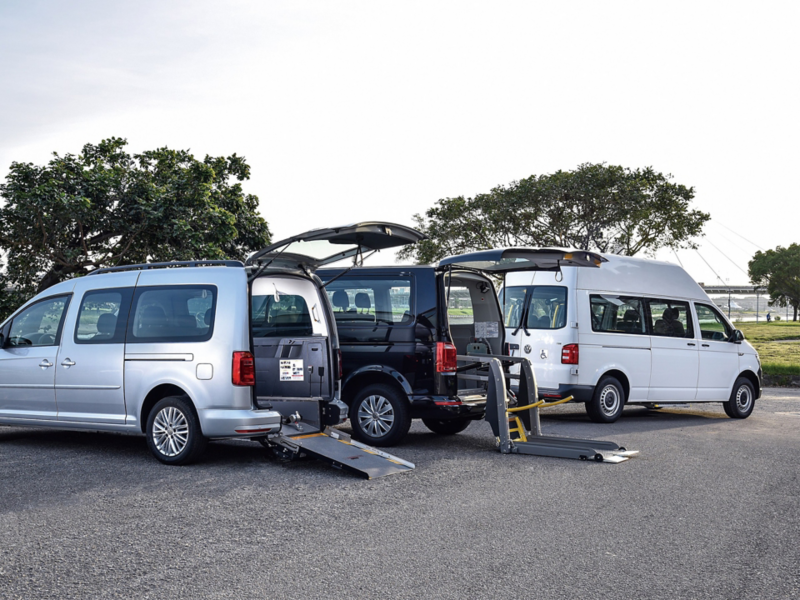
[75, 288, 133, 344]
[127, 286, 216, 343]
[251, 294, 313, 337]
[501, 286, 568, 330]
[695, 303, 732, 341]
[7, 295, 71, 347]
[590, 295, 646, 334]
[647, 300, 694, 338]
[325, 278, 414, 326]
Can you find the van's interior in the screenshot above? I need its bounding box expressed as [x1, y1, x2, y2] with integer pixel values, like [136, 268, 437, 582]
[444, 272, 503, 356]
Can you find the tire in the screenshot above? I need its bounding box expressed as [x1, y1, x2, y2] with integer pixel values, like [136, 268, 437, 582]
[586, 376, 625, 423]
[422, 417, 472, 435]
[723, 377, 755, 419]
[349, 384, 411, 447]
[146, 396, 208, 465]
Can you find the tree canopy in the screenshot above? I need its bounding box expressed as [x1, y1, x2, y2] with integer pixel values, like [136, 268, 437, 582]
[0, 137, 271, 318]
[398, 163, 709, 264]
[749, 244, 800, 321]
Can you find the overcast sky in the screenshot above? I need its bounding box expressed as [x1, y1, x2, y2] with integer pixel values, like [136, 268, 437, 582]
[1, 0, 797, 285]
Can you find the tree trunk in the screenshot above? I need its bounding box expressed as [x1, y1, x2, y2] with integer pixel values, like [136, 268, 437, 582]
[37, 265, 75, 293]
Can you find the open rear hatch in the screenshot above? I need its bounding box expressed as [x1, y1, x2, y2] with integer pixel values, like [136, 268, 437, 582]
[436, 248, 607, 394]
[246, 222, 427, 272]
[248, 222, 424, 478]
[437, 247, 607, 274]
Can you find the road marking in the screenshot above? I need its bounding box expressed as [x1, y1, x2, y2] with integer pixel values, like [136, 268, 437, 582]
[775, 412, 800, 417]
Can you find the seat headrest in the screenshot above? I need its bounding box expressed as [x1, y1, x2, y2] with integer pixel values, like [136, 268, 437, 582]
[662, 307, 675, 320]
[623, 309, 639, 321]
[355, 292, 371, 310]
[141, 305, 167, 326]
[96, 312, 117, 335]
[332, 290, 349, 309]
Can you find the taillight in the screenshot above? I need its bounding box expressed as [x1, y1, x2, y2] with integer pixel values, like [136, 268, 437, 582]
[232, 351, 255, 386]
[435, 342, 457, 373]
[336, 348, 343, 380]
[561, 344, 579, 365]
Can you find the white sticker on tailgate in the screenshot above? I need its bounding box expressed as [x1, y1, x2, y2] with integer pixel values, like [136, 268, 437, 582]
[474, 321, 499, 338]
[280, 359, 304, 381]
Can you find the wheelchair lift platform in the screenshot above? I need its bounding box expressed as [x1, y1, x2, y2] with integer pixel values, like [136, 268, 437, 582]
[458, 354, 638, 463]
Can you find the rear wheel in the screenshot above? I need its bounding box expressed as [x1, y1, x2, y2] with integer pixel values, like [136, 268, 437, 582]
[146, 396, 207, 465]
[422, 417, 472, 435]
[724, 377, 755, 419]
[586, 376, 625, 423]
[349, 384, 411, 447]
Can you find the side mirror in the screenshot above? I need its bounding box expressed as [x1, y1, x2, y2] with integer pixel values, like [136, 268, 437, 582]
[731, 329, 744, 344]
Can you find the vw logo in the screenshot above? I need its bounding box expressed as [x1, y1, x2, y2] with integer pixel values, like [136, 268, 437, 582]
[524, 345, 532, 354]
[540, 349, 548, 359]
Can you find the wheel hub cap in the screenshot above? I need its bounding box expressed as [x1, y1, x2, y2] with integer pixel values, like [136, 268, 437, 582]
[357, 395, 395, 438]
[600, 386, 620, 415]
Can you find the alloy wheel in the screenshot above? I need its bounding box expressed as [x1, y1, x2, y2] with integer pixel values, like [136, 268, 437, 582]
[152, 406, 190, 457]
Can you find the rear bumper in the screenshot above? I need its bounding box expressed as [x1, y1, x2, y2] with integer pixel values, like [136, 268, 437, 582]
[408, 395, 486, 420]
[198, 408, 283, 438]
[537, 384, 595, 403]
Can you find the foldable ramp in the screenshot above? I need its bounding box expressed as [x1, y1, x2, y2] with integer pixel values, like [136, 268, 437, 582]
[275, 427, 415, 479]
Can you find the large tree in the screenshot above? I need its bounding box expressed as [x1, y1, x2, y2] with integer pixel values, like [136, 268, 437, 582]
[749, 244, 800, 321]
[398, 163, 709, 264]
[0, 137, 271, 318]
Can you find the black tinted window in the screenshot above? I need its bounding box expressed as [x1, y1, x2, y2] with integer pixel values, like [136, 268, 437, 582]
[8, 296, 71, 347]
[128, 286, 216, 343]
[325, 278, 413, 326]
[647, 299, 694, 338]
[75, 288, 133, 344]
[590, 295, 646, 334]
[251, 294, 313, 338]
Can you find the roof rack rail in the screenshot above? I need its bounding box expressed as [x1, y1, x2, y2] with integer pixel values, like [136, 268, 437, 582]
[88, 260, 244, 276]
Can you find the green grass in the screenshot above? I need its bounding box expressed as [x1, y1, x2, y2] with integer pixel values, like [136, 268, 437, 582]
[735, 320, 800, 343]
[736, 321, 800, 377]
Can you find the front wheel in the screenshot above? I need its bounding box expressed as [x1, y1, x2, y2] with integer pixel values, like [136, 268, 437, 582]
[349, 384, 411, 447]
[146, 396, 207, 465]
[586, 376, 625, 423]
[724, 377, 755, 419]
[422, 417, 472, 435]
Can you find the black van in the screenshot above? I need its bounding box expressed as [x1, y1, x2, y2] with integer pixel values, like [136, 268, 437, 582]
[318, 248, 603, 446]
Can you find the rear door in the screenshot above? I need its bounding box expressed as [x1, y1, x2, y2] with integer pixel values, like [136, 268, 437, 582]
[645, 298, 698, 401]
[55, 274, 137, 423]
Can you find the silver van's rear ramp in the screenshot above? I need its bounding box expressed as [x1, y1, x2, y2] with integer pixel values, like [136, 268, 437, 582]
[273, 427, 415, 479]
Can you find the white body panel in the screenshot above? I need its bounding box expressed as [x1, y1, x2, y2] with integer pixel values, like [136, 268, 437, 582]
[504, 254, 761, 407]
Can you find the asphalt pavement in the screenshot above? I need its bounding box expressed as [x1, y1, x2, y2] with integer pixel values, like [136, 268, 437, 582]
[1, 389, 799, 599]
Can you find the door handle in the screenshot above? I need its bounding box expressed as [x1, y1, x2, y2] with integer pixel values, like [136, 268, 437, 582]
[701, 344, 710, 348]
[687, 343, 696, 346]
[61, 358, 76, 367]
[39, 360, 53, 368]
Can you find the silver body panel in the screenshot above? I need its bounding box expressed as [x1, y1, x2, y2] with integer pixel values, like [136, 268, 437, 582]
[0, 267, 284, 439]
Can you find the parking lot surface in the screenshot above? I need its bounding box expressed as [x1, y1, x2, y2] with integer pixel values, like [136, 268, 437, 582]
[2, 389, 799, 599]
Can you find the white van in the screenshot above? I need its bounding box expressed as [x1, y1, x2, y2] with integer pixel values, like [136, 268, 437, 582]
[501, 253, 762, 423]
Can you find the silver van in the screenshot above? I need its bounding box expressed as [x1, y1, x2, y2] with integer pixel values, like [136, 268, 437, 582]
[0, 222, 423, 465]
